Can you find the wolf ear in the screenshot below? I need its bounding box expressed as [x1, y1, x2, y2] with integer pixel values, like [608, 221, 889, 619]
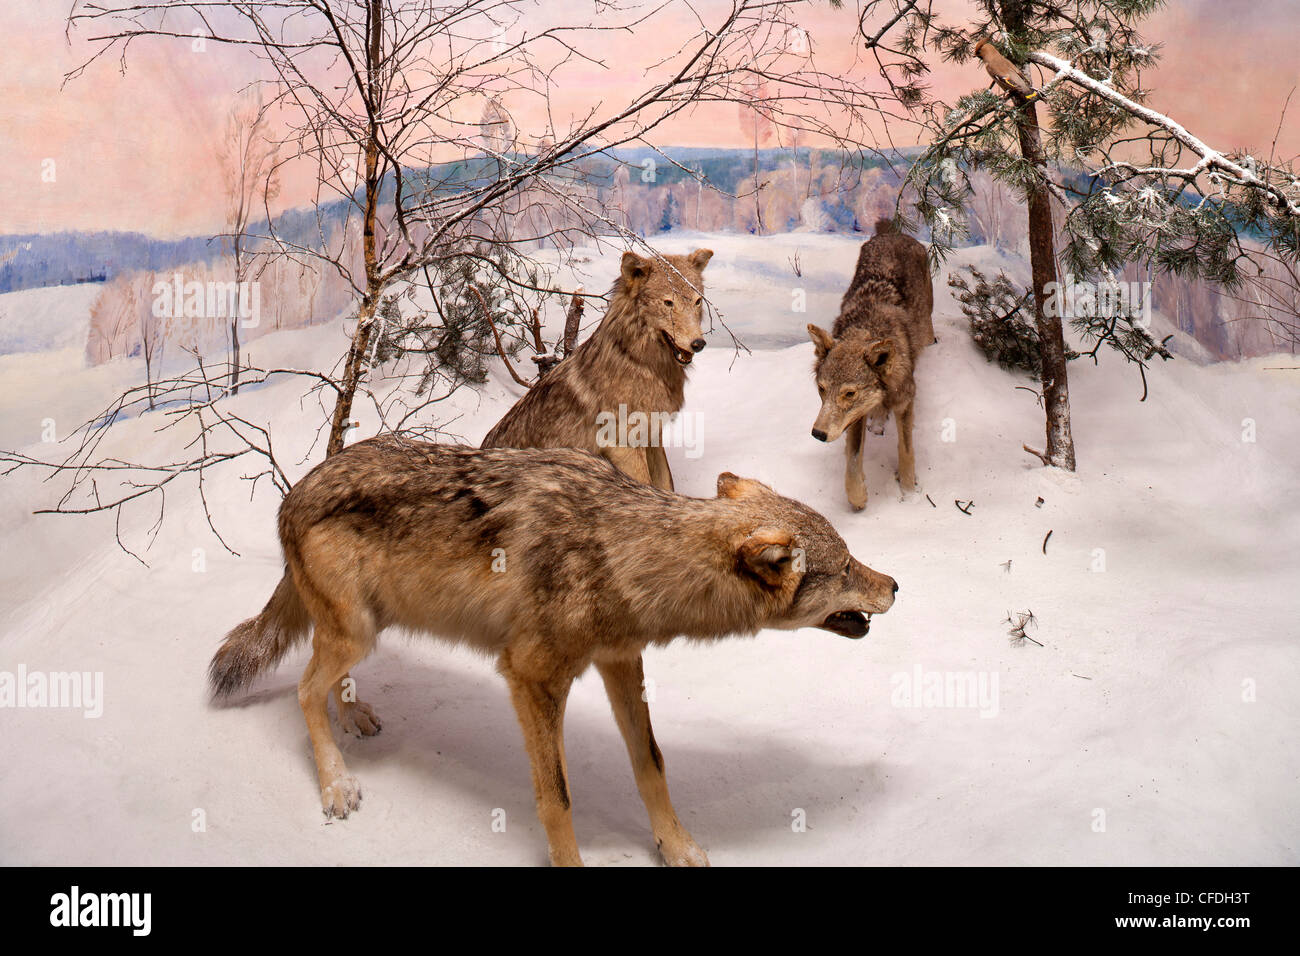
[737, 529, 798, 588]
[621, 252, 651, 283]
[717, 472, 770, 498]
[689, 248, 714, 271]
[807, 324, 834, 360]
[868, 337, 896, 368]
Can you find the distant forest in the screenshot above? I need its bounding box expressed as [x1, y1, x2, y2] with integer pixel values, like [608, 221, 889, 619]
[0, 147, 910, 295]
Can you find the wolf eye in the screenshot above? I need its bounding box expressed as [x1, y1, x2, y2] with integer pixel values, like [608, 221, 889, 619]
[664, 298, 675, 307]
[843, 388, 857, 400]
[694, 297, 702, 306]
[842, 559, 853, 576]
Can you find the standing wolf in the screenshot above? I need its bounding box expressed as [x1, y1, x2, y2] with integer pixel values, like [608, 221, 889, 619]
[481, 248, 712, 490]
[807, 219, 934, 510]
[210, 437, 897, 867]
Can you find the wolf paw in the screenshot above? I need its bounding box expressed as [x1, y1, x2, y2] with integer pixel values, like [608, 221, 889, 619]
[321, 776, 362, 819]
[339, 700, 382, 737]
[658, 836, 710, 867]
[846, 475, 869, 511]
[547, 848, 585, 867]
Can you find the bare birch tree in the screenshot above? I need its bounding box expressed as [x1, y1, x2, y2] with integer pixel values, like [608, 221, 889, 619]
[67, 0, 913, 457]
[217, 88, 280, 394]
[11, 0, 917, 555]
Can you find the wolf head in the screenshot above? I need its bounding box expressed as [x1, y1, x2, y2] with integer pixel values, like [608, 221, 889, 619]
[620, 248, 713, 366]
[806, 322, 904, 443]
[717, 472, 897, 638]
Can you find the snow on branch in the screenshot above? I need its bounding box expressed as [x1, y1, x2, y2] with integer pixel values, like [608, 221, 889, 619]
[1026, 50, 1300, 218]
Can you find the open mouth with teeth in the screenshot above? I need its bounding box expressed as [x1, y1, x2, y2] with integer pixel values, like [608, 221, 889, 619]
[821, 610, 871, 639]
[661, 331, 694, 366]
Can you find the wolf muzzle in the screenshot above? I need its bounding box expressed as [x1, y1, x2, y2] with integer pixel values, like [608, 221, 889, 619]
[823, 610, 871, 638]
[662, 331, 706, 365]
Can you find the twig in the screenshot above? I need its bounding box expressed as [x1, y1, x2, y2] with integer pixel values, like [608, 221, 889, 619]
[1042, 529, 1053, 554]
[1015, 385, 1044, 407]
[470, 285, 531, 389]
[1022, 444, 1050, 465]
[562, 289, 584, 356]
[1005, 609, 1042, 647]
[528, 305, 546, 355]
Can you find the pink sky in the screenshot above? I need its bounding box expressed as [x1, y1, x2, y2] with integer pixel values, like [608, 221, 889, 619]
[2, 0, 1297, 237]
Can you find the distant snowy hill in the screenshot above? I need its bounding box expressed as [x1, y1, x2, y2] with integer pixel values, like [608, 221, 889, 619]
[0, 284, 102, 356]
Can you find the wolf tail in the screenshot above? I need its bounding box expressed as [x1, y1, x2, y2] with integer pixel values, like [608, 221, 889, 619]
[208, 570, 311, 697]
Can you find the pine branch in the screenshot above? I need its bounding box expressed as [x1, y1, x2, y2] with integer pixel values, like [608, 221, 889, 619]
[1026, 50, 1300, 218]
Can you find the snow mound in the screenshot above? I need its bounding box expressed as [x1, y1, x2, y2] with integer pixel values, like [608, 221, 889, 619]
[1, 235, 1297, 866]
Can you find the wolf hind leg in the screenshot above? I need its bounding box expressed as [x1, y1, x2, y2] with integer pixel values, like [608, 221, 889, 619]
[597, 655, 708, 867]
[298, 616, 375, 819]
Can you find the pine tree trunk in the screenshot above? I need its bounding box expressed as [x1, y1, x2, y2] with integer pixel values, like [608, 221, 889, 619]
[1002, 0, 1076, 470]
[1013, 107, 1075, 470]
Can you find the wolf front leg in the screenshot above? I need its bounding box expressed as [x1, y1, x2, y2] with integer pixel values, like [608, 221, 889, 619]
[896, 401, 916, 491]
[645, 444, 675, 492]
[499, 649, 582, 866]
[596, 656, 709, 867]
[602, 445, 654, 485]
[844, 417, 868, 510]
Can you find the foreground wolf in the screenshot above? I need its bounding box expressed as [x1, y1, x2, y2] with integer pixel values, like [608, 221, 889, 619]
[807, 219, 934, 510]
[210, 436, 897, 867]
[481, 248, 712, 490]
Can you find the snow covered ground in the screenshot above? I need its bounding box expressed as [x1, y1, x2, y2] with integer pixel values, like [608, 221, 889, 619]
[1, 233, 1297, 866]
